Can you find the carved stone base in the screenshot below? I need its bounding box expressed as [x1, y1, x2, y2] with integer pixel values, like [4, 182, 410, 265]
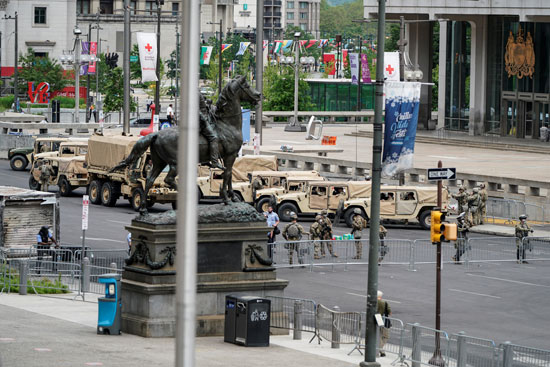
[121, 203, 288, 337]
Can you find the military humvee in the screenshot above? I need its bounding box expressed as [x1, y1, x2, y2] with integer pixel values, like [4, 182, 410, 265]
[8, 137, 69, 171]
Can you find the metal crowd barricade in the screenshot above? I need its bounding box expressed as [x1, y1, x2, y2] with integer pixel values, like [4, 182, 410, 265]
[523, 203, 546, 224]
[266, 296, 317, 336]
[314, 304, 361, 347]
[501, 341, 550, 367]
[521, 237, 550, 263]
[464, 237, 519, 266]
[412, 239, 457, 267]
[485, 198, 522, 225]
[450, 332, 499, 367]
[405, 323, 452, 367]
[75, 249, 128, 294]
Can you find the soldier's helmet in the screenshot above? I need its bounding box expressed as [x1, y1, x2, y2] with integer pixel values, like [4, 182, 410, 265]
[315, 215, 322, 221]
[473, 187, 479, 193]
[290, 212, 298, 220]
[321, 209, 328, 216]
[353, 208, 362, 215]
[519, 214, 528, 220]
[458, 186, 465, 191]
[457, 212, 465, 221]
[480, 183, 486, 188]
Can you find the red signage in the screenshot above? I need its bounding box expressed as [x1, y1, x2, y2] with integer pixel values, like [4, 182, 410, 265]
[28, 82, 51, 103]
[52, 86, 88, 99]
[323, 54, 336, 76]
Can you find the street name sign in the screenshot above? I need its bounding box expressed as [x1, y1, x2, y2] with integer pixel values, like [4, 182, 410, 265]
[427, 168, 456, 181]
[130, 55, 138, 62]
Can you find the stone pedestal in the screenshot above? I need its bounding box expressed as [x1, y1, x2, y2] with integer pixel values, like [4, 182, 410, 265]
[121, 203, 288, 337]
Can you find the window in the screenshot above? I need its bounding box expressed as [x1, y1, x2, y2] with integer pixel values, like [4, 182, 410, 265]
[287, 12, 294, 20]
[299, 1, 308, 8]
[145, 1, 158, 15]
[172, 2, 179, 16]
[34, 7, 47, 25]
[130, 0, 137, 15]
[77, 0, 90, 15]
[287, 1, 294, 8]
[34, 52, 48, 58]
[99, 0, 114, 14]
[300, 12, 307, 19]
[300, 23, 307, 31]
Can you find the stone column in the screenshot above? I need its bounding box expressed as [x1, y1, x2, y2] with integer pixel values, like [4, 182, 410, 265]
[468, 16, 488, 136]
[408, 19, 433, 130]
[437, 21, 448, 130]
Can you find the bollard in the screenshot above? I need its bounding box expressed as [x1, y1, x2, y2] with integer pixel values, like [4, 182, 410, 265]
[502, 341, 513, 367]
[456, 331, 467, 367]
[110, 262, 117, 271]
[18, 260, 28, 295]
[411, 323, 421, 367]
[82, 257, 91, 293]
[331, 306, 340, 349]
[293, 300, 303, 340]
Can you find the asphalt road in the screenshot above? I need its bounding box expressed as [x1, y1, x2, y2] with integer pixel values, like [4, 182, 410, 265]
[2, 159, 549, 350]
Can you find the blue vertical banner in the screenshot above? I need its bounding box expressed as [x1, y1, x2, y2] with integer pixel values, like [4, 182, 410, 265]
[381, 81, 421, 178]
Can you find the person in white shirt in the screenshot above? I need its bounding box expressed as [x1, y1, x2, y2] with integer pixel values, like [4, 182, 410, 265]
[167, 104, 175, 125]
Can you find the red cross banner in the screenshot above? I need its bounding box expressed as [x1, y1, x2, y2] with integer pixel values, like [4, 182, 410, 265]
[136, 32, 158, 82]
[384, 52, 400, 81]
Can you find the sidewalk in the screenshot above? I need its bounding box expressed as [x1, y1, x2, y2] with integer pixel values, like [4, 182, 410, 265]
[0, 293, 394, 367]
[470, 223, 550, 237]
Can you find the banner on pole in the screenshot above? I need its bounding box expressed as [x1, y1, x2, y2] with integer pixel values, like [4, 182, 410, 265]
[236, 42, 251, 56]
[221, 44, 232, 53]
[88, 42, 97, 74]
[253, 133, 260, 155]
[361, 54, 371, 83]
[349, 53, 359, 85]
[384, 52, 400, 81]
[201, 46, 213, 65]
[381, 82, 421, 178]
[82, 195, 89, 231]
[136, 32, 158, 82]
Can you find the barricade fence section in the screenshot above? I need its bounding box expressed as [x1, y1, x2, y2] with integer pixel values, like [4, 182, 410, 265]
[500, 341, 550, 367]
[315, 304, 361, 347]
[266, 296, 317, 335]
[450, 332, 499, 367]
[405, 323, 452, 367]
[486, 198, 549, 225]
[464, 237, 519, 266]
[521, 237, 550, 263]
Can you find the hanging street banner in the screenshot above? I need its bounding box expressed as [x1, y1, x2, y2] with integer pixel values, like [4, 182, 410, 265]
[318, 39, 328, 48]
[88, 41, 97, 74]
[221, 44, 232, 53]
[273, 41, 282, 53]
[136, 32, 158, 82]
[263, 40, 269, 51]
[282, 40, 293, 50]
[361, 54, 371, 83]
[384, 51, 400, 81]
[349, 53, 359, 85]
[236, 42, 251, 56]
[201, 46, 213, 65]
[381, 81, 421, 178]
[305, 40, 317, 48]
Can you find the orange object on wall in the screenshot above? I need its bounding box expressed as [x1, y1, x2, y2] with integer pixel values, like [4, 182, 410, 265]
[321, 136, 337, 145]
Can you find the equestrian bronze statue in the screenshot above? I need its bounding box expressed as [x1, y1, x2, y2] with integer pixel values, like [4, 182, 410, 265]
[109, 76, 261, 209]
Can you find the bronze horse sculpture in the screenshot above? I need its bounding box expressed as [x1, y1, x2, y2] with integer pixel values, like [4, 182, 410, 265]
[110, 76, 261, 209]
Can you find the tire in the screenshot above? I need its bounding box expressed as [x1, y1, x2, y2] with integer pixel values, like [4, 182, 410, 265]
[131, 187, 145, 212]
[256, 197, 271, 213]
[278, 202, 298, 222]
[344, 208, 368, 228]
[171, 201, 177, 210]
[29, 176, 40, 190]
[419, 210, 432, 230]
[89, 180, 102, 205]
[234, 191, 244, 203]
[10, 155, 28, 171]
[101, 181, 118, 207]
[58, 177, 72, 197]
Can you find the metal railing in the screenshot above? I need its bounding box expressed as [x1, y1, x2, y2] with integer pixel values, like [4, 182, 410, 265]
[406, 323, 452, 367]
[501, 341, 550, 367]
[267, 296, 317, 338]
[315, 304, 361, 347]
[450, 332, 499, 367]
[486, 198, 548, 224]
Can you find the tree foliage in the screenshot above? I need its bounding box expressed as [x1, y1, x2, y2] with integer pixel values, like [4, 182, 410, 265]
[18, 48, 70, 93]
[262, 65, 313, 112]
[102, 67, 137, 113]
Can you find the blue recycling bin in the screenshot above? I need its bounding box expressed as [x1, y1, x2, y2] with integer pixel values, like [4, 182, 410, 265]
[97, 273, 121, 335]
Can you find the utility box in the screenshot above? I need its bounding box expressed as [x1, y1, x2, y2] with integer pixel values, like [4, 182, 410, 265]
[97, 273, 122, 335]
[224, 295, 271, 347]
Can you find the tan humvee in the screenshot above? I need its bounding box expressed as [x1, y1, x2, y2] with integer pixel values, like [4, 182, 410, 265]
[275, 181, 449, 229]
[8, 136, 87, 171]
[86, 134, 177, 211]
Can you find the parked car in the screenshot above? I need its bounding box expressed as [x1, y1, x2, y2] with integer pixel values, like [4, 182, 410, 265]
[200, 86, 215, 97]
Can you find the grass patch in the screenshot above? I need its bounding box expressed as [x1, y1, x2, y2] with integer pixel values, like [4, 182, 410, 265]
[0, 265, 70, 294]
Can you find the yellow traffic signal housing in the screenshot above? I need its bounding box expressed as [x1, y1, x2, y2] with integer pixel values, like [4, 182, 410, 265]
[431, 210, 445, 243]
[443, 223, 457, 241]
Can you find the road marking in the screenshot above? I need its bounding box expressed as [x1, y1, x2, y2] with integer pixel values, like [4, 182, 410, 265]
[85, 363, 104, 366]
[108, 220, 130, 225]
[448, 288, 501, 299]
[0, 338, 15, 342]
[79, 237, 125, 244]
[346, 292, 402, 304]
[466, 274, 550, 288]
[34, 348, 51, 352]
[428, 155, 463, 160]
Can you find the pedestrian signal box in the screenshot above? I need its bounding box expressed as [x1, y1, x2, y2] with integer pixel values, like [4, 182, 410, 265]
[430, 210, 458, 244]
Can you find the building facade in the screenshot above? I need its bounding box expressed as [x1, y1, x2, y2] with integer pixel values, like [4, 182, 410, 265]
[364, 0, 550, 139]
[284, 0, 320, 38]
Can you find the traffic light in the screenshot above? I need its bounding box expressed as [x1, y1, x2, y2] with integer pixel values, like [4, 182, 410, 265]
[105, 53, 119, 69]
[430, 210, 457, 243]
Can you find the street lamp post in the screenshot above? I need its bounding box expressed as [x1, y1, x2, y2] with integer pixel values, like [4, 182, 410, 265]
[154, 0, 163, 127]
[74, 26, 82, 124]
[123, 0, 131, 135]
[3, 12, 18, 111]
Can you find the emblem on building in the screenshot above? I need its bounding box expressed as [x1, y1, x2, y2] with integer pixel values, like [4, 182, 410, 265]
[505, 26, 535, 79]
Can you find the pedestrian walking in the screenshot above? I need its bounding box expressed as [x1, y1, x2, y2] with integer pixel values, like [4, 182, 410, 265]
[310, 215, 324, 259]
[467, 188, 482, 226]
[377, 291, 391, 357]
[540, 122, 549, 142]
[479, 184, 488, 224]
[320, 209, 338, 257]
[452, 212, 469, 263]
[378, 225, 388, 264]
[351, 208, 367, 259]
[515, 214, 534, 264]
[264, 205, 279, 258]
[282, 212, 305, 265]
[167, 104, 174, 125]
[452, 186, 468, 214]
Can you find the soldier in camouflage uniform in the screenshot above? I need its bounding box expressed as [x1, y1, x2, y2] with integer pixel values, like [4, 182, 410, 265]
[282, 212, 306, 265]
[378, 224, 388, 263]
[351, 208, 367, 259]
[452, 212, 469, 263]
[320, 209, 338, 257]
[467, 188, 482, 226]
[452, 186, 468, 214]
[515, 214, 533, 264]
[39, 161, 53, 192]
[310, 215, 324, 259]
[251, 175, 264, 200]
[479, 184, 488, 224]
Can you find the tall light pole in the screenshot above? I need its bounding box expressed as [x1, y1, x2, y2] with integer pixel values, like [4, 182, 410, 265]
[154, 0, 163, 124]
[74, 26, 82, 124]
[123, 0, 131, 135]
[3, 12, 18, 111]
[255, 0, 264, 144]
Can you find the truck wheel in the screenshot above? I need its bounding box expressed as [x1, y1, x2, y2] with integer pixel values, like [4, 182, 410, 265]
[58, 177, 72, 197]
[89, 180, 102, 205]
[10, 155, 28, 171]
[278, 202, 298, 222]
[131, 188, 145, 212]
[344, 208, 368, 228]
[256, 197, 271, 213]
[29, 176, 40, 190]
[101, 181, 118, 207]
[171, 201, 177, 210]
[419, 210, 431, 230]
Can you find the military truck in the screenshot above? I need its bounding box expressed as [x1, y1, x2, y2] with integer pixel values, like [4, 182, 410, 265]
[28, 141, 90, 196]
[86, 134, 177, 211]
[8, 137, 69, 171]
[275, 181, 448, 229]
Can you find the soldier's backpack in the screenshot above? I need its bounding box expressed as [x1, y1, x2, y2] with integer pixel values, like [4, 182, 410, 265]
[287, 223, 302, 240]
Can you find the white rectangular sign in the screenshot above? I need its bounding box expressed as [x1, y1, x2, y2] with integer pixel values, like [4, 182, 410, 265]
[82, 195, 89, 230]
[384, 52, 400, 81]
[136, 32, 158, 82]
[253, 133, 260, 155]
[153, 114, 160, 132]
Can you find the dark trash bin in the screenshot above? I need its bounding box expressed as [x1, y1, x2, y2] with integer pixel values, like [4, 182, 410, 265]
[97, 273, 122, 335]
[224, 295, 271, 347]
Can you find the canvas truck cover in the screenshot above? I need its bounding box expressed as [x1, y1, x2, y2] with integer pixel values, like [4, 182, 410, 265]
[347, 181, 372, 198]
[56, 156, 87, 175]
[86, 135, 141, 170]
[231, 155, 278, 182]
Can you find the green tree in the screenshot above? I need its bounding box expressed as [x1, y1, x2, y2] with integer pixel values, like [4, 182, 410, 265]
[385, 25, 400, 52]
[18, 48, 70, 93]
[263, 65, 313, 112]
[102, 67, 137, 113]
